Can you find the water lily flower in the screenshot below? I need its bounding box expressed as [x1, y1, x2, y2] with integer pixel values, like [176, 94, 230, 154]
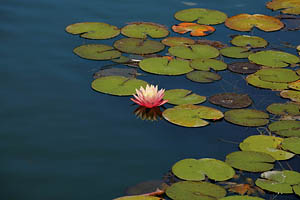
[131, 84, 168, 108]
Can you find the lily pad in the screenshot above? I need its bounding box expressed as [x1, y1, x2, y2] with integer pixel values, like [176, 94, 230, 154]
[219, 196, 265, 200]
[228, 62, 261, 74]
[266, 0, 300, 15]
[220, 47, 252, 58]
[239, 135, 294, 160]
[93, 68, 138, 79]
[282, 137, 300, 154]
[121, 22, 169, 39]
[289, 80, 300, 91]
[172, 158, 235, 181]
[255, 179, 293, 194]
[73, 44, 121, 60]
[65, 22, 120, 39]
[293, 184, 300, 196]
[246, 73, 289, 91]
[230, 35, 268, 48]
[162, 104, 224, 127]
[114, 38, 165, 55]
[186, 71, 221, 83]
[248, 50, 300, 68]
[196, 39, 228, 49]
[139, 57, 193, 75]
[268, 120, 300, 137]
[163, 89, 206, 105]
[91, 76, 148, 96]
[174, 8, 228, 25]
[225, 14, 284, 32]
[165, 181, 226, 200]
[161, 37, 195, 47]
[190, 59, 227, 71]
[280, 90, 300, 102]
[225, 151, 275, 172]
[168, 44, 219, 59]
[254, 68, 300, 83]
[112, 56, 131, 63]
[224, 109, 269, 127]
[114, 196, 163, 200]
[208, 93, 252, 108]
[266, 102, 300, 116]
[172, 23, 215, 36]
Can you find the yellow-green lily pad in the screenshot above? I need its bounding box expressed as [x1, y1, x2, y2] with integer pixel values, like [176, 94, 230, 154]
[186, 71, 221, 83]
[73, 44, 121, 60]
[293, 184, 300, 196]
[282, 137, 300, 154]
[161, 37, 195, 47]
[280, 90, 300, 102]
[246, 73, 289, 91]
[163, 89, 206, 105]
[190, 59, 227, 71]
[168, 44, 219, 59]
[224, 109, 269, 127]
[266, 102, 300, 116]
[289, 80, 300, 91]
[121, 22, 169, 39]
[268, 120, 300, 137]
[255, 179, 293, 194]
[220, 47, 252, 58]
[266, 0, 300, 15]
[230, 35, 268, 48]
[255, 68, 300, 83]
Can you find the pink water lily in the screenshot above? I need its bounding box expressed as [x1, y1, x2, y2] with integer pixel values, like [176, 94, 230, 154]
[131, 84, 168, 108]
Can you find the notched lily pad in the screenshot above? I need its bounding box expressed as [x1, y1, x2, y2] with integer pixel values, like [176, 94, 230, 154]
[280, 90, 300, 102]
[186, 71, 221, 83]
[268, 120, 300, 137]
[224, 109, 269, 127]
[168, 44, 219, 59]
[266, 102, 300, 116]
[162, 37, 195, 47]
[73, 44, 121, 60]
[209, 93, 252, 108]
[220, 47, 252, 58]
[93, 67, 138, 79]
[230, 35, 268, 48]
[163, 89, 206, 105]
[282, 137, 300, 154]
[254, 68, 300, 83]
[267, 0, 300, 15]
[190, 59, 227, 71]
[246, 73, 289, 91]
[228, 62, 261, 74]
[172, 23, 215, 36]
[121, 22, 169, 39]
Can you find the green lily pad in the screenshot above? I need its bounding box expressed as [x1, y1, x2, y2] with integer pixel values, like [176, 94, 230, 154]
[268, 120, 300, 137]
[248, 50, 300, 68]
[230, 35, 268, 48]
[208, 93, 252, 108]
[228, 62, 261, 74]
[255, 179, 293, 194]
[280, 90, 300, 102]
[112, 56, 131, 63]
[121, 22, 169, 39]
[65, 22, 120, 39]
[190, 59, 227, 71]
[220, 47, 252, 58]
[163, 89, 206, 105]
[225, 151, 275, 172]
[246, 73, 289, 91]
[162, 104, 224, 127]
[239, 135, 294, 160]
[224, 109, 269, 127]
[282, 137, 300, 154]
[93, 68, 138, 79]
[254, 68, 300, 83]
[186, 71, 221, 83]
[266, 102, 300, 116]
[161, 37, 195, 47]
[91, 76, 148, 96]
[139, 57, 193, 75]
[114, 38, 165, 55]
[289, 80, 300, 91]
[73, 44, 121, 60]
[293, 184, 300, 196]
[166, 181, 226, 200]
[266, 0, 300, 15]
[219, 196, 265, 200]
[114, 196, 163, 200]
[168, 44, 219, 59]
[174, 8, 228, 25]
[172, 158, 235, 181]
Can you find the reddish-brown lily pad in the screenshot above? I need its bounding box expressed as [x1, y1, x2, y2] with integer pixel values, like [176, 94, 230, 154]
[209, 93, 252, 108]
[228, 62, 261, 74]
[172, 23, 215, 36]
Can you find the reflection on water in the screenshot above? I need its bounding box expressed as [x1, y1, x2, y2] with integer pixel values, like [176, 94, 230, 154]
[134, 106, 163, 121]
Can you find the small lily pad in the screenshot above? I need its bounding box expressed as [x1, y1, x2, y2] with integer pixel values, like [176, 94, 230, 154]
[246, 73, 289, 91]
[282, 137, 300, 154]
[220, 47, 252, 58]
[268, 120, 300, 137]
[224, 109, 269, 127]
[225, 151, 275, 172]
[219, 196, 265, 200]
[121, 22, 169, 39]
[228, 62, 261, 74]
[163, 89, 206, 105]
[266, 0, 300, 15]
[293, 184, 300, 196]
[266, 102, 300, 116]
[174, 8, 228, 25]
[190, 59, 227, 71]
[162, 104, 224, 127]
[230, 35, 268, 48]
[93, 68, 138, 79]
[254, 68, 300, 83]
[73, 44, 121, 60]
[161, 37, 195, 46]
[280, 90, 300, 102]
[169, 44, 219, 59]
[289, 80, 300, 91]
[209, 93, 252, 108]
[172, 23, 215, 36]
[186, 71, 221, 83]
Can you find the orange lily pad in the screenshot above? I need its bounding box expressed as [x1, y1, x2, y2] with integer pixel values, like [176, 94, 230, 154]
[172, 23, 215, 36]
[289, 80, 300, 91]
[267, 0, 300, 15]
[225, 14, 284, 32]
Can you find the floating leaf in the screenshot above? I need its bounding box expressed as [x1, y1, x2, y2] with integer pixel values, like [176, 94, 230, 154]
[282, 137, 300, 154]
[268, 120, 300, 137]
[174, 8, 228, 25]
[172, 23, 215, 36]
[121, 22, 169, 39]
[246, 73, 289, 91]
[73, 44, 121, 60]
[230, 35, 268, 48]
[186, 71, 221, 83]
[114, 38, 165, 55]
[65, 22, 120, 39]
[224, 109, 269, 127]
[228, 62, 261, 74]
[166, 181, 226, 200]
[168, 44, 219, 59]
[172, 158, 235, 181]
[162, 104, 223, 127]
[220, 47, 252, 58]
[112, 56, 131, 63]
[266, 102, 300, 116]
[91, 76, 148, 96]
[248, 50, 300, 68]
[161, 37, 195, 46]
[114, 196, 164, 200]
[93, 68, 138, 79]
[239, 135, 294, 160]
[139, 57, 193, 75]
[280, 90, 300, 102]
[163, 89, 206, 105]
[196, 39, 228, 49]
[225, 14, 284, 32]
[289, 80, 300, 91]
[219, 196, 265, 200]
[190, 59, 227, 71]
[254, 68, 300, 83]
[293, 184, 300, 196]
[255, 179, 293, 194]
[266, 0, 300, 15]
[209, 93, 252, 108]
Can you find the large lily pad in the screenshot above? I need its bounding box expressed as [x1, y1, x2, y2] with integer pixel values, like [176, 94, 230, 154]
[93, 68, 138, 79]
[166, 181, 226, 200]
[174, 8, 228, 25]
[248, 50, 300, 68]
[168, 44, 219, 59]
[162, 104, 224, 127]
[282, 137, 300, 154]
[224, 109, 269, 127]
[91, 76, 148, 96]
[172, 23, 215, 36]
[121, 22, 169, 39]
[255, 179, 293, 194]
[163, 89, 206, 105]
[280, 90, 300, 102]
[289, 80, 300, 91]
[239, 135, 294, 160]
[190, 59, 227, 71]
[225, 14, 284, 32]
[186, 71, 221, 83]
[230, 35, 268, 48]
[172, 158, 235, 181]
[139, 57, 193, 75]
[246, 73, 289, 91]
[268, 120, 300, 137]
[65, 22, 120, 39]
[162, 37, 195, 47]
[209, 93, 252, 108]
[266, 0, 300, 15]
[220, 47, 252, 58]
[219, 196, 265, 200]
[73, 44, 121, 60]
[114, 38, 165, 55]
[254, 68, 300, 83]
[225, 151, 275, 172]
[228, 62, 261, 74]
[266, 102, 300, 116]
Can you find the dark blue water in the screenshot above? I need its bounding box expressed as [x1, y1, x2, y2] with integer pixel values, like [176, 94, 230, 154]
[1, 0, 300, 199]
